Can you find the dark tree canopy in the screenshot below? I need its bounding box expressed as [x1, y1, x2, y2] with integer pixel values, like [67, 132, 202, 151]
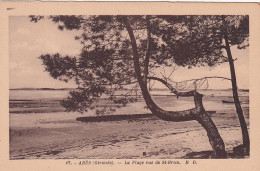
[29, 15, 249, 114]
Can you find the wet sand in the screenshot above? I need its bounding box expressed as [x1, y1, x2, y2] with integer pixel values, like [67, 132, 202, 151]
[9, 90, 249, 159]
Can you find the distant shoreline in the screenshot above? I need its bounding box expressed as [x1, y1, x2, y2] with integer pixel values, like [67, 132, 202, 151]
[9, 88, 75, 91]
[9, 88, 249, 92]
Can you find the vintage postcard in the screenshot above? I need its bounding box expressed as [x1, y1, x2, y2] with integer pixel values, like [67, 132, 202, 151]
[0, 2, 260, 171]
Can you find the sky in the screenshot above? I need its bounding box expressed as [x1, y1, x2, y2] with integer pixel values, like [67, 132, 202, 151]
[9, 16, 249, 89]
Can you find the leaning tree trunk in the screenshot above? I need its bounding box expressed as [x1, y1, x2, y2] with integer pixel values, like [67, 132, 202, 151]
[124, 17, 226, 158]
[222, 16, 250, 153]
[148, 77, 227, 158]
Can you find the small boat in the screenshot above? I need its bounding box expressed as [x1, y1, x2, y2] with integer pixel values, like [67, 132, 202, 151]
[222, 100, 240, 104]
[222, 100, 235, 103]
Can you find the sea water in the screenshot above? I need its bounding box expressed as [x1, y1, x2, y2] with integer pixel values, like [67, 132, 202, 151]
[9, 89, 249, 115]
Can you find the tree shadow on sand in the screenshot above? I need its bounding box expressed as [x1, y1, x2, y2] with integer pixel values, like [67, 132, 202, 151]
[183, 145, 249, 159]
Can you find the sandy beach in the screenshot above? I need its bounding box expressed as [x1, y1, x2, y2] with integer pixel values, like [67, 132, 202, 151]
[9, 89, 249, 159]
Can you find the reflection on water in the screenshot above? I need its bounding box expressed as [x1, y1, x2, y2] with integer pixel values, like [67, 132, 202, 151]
[10, 90, 70, 100]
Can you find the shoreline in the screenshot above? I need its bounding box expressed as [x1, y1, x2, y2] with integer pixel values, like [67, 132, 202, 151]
[9, 90, 249, 159]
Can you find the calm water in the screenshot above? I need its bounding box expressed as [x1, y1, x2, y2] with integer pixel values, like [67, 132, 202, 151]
[9, 89, 249, 115]
[9, 89, 249, 100]
[10, 90, 70, 100]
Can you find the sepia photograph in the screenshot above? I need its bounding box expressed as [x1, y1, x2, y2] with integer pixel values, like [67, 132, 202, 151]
[9, 15, 250, 159]
[1, 2, 260, 171]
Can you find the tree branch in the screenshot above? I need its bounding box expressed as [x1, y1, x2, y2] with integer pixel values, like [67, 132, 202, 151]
[147, 76, 198, 98]
[144, 16, 151, 82]
[174, 76, 231, 83]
